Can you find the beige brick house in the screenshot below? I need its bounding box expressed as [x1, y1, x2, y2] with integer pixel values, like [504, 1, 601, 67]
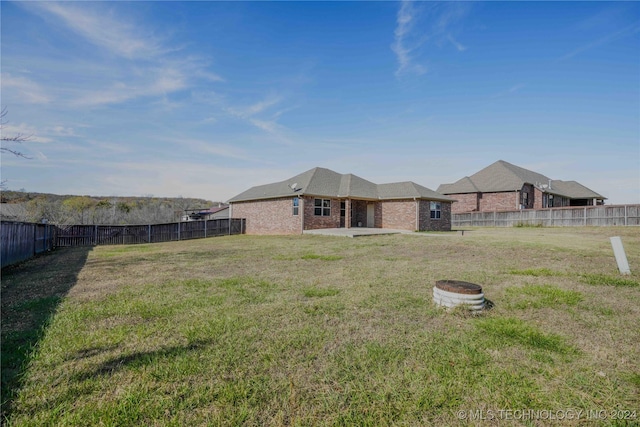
[437, 160, 606, 214]
[228, 167, 454, 235]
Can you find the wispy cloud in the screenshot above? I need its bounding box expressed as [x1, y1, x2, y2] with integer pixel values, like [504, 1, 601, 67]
[225, 95, 294, 144]
[1, 123, 52, 143]
[18, 3, 223, 108]
[173, 138, 253, 161]
[447, 34, 467, 52]
[559, 20, 640, 61]
[229, 95, 283, 119]
[71, 67, 189, 107]
[392, 1, 427, 77]
[490, 83, 526, 99]
[248, 118, 283, 135]
[391, 1, 472, 78]
[1, 73, 50, 104]
[29, 2, 165, 59]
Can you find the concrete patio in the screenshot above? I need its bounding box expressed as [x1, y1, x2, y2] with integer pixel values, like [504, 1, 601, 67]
[302, 227, 414, 238]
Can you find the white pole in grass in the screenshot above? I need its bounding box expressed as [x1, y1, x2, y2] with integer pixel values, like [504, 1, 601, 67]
[610, 236, 631, 275]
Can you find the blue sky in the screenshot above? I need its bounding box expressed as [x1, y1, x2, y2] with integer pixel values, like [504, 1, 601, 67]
[2, 1, 639, 204]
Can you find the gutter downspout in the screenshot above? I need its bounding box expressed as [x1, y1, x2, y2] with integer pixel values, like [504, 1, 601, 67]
[414, 198, 419, 231]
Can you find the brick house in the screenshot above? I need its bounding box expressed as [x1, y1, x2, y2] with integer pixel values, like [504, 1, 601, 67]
[228, 167, 454, 235]
[437, 160, 606, 214]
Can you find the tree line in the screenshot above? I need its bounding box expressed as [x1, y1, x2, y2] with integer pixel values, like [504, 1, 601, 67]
[0, 192, 222, 225]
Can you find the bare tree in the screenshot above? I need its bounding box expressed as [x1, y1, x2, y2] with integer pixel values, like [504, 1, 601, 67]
[1, 108, 32, 189]
[1, 108, 31, 158]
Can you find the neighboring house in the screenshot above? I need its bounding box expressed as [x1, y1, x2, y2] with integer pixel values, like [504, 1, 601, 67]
[228, 167, 454, 235]
[207, 206, 230, 220]
[181, 205, 229, 221]
[437, 160, 606, 214]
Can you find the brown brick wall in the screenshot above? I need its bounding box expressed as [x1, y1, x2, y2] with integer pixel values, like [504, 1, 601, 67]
[450, 193, 479, 214]
[233, 197, 452, 234]
[303, 196, 341, 230]
[418, 200, 452, 231]
[450, 187, 545, 213]
[533, 188, 544, 209]
[380, 200, 416, 230]
[374, 203, 382, 228]
[231, 197, 301, 235]
[479, 191, 519, 211]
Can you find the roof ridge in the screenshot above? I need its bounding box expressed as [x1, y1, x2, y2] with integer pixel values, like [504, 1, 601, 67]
[229, 166, 454, 203]
[461, 176, 480, 192]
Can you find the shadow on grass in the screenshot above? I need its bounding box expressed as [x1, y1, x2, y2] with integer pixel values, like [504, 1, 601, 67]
[70, 339, 213, 382]
[1, 246, 92, 421]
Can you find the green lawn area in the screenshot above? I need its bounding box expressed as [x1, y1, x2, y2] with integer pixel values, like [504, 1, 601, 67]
[2, 227, 639, 426]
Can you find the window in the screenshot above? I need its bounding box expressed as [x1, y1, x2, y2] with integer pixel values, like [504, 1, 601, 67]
[430, 201, 441, 219]
[293, 197, 299, 216]
[521, 192, 528, 209]
[314, 199, 331, 216]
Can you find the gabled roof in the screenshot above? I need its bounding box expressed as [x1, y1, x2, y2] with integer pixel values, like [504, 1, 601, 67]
[437, 160, 605, 200]
[377, 182, 450, 200]
[437, 176, 479, 194]
[438, 160, 550, 194]
[337, 173, 379, 199]
[228, 167, 454, 203]
[549, 180, 605, 199]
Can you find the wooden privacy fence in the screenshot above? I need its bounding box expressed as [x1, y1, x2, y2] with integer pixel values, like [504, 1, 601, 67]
[1, 222, 57, 268]
[1, 219, 245, 268]
[56, 219, 246, 247]
[453, 204, 640, 227]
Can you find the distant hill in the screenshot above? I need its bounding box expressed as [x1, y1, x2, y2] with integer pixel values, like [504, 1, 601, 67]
[0, 191, 227, 225]
[0, 190, 217, 207]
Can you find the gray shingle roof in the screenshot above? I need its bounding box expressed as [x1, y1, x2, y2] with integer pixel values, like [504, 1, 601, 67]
[437, 160, 605, 200]
[437, 176, 479, 194]
[437, 160, 551, 193]
[228, 167, 454, 203]
[378, 182, 451, 200]
[548, 180, 605, 199]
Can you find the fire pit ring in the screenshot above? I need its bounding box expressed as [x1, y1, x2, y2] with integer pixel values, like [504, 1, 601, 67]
[433, 280, 485, 310]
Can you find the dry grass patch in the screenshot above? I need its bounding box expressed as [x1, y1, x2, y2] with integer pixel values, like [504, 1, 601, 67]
[3, 227, 639, 425]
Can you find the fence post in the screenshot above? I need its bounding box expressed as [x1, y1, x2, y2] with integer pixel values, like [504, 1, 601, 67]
[519, 209, 522, 227]
[625, 205, 628, 226]
[493, 211, 496, 227]
[148, 224, 152, 243]
[177, 222, 181, 241]
[584, 207, 587, 226]
[94, 225, 98, 245]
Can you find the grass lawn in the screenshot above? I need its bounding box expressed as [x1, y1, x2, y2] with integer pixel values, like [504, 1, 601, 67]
[2, 227, 639, 426]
